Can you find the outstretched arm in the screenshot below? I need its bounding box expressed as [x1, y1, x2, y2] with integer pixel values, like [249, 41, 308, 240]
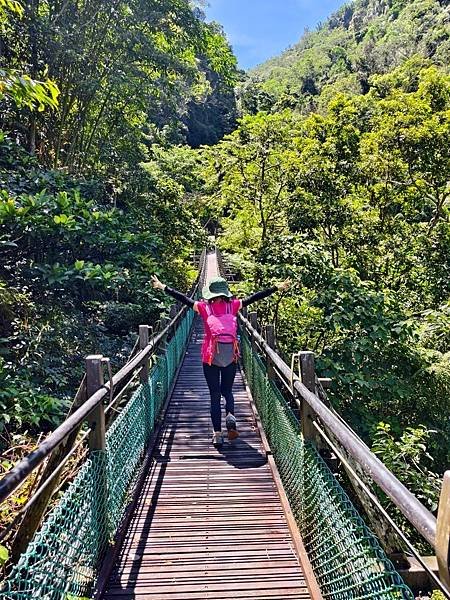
[151, 275, 196, 309]
[242, 286, 277, 307]
[241, 279, 291, 308]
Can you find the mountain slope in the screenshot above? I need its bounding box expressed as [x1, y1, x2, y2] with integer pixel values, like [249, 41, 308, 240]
[244, 0, 450, 111]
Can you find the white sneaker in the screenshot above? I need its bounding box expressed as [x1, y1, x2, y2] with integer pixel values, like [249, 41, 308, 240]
[212, 431, 223, 447]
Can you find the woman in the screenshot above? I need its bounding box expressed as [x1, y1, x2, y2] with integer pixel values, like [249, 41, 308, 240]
[151, 273, 290, 447]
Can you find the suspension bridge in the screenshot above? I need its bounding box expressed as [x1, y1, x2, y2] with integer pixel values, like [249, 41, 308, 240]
[0, 250, 448, 600]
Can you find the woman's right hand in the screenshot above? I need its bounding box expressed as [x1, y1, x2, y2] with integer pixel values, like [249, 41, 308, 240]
[151, 275, 165, 290]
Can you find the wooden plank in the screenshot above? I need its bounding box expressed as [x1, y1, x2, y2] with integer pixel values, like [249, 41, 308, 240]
[117, 549, 300, 564]
[115, 560, 300, 574]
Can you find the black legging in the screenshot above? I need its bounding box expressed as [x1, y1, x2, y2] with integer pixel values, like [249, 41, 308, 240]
[202, 362, 237, 432]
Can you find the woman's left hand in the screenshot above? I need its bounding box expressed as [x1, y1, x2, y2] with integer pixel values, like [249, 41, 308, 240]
[276, 278, 291, 292]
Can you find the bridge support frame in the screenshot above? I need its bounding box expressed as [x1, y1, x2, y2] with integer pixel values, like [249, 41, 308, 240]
[86, 355, 106, 451]
[248, 311, 258, 336]
[264, 324, 276, 380]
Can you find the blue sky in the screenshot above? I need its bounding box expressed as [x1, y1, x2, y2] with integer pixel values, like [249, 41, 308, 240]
[205, 0, 346, 70]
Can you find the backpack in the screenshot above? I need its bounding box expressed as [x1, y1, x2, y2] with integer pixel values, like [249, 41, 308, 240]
[204, 302, 240, 362]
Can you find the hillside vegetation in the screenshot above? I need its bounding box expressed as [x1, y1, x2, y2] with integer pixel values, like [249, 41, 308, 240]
[242, 0, 449, 112]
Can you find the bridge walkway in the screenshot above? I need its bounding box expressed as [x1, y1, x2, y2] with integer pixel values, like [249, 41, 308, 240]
[102, 253, 313, 599]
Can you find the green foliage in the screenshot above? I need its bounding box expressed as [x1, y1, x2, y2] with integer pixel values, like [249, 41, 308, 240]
[245, 0, 449, 113]
[0, 1, 59, 110]
[431, 592, 447, 600]
[201, 110, 299, 255]
[1, 0, 237, 174]
[0, 357, 68, 430]
[0, 69, 59, 111]
[372, 422, 441, 512]
[0, 132, 204, 434]
[102, 302, 155, 336]
[206, 60, 450, 476]
[0, 544, 8, 567]
[371, 421, 444, 555]
[420, 302, 450, 353]
[0, 0, 23, 18]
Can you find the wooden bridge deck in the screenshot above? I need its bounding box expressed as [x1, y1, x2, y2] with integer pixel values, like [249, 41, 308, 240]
[102, 255, 314, 600]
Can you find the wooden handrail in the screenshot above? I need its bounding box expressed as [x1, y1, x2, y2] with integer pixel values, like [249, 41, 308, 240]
[238, 312, 438, 549]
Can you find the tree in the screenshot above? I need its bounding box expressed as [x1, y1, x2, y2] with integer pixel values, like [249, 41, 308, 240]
[203, 110, 298, 259]
[1, 0, 237, 174]
[0, 0, 58, 111]
[287, 95, 363, 267]
[367, 65, 450, 232]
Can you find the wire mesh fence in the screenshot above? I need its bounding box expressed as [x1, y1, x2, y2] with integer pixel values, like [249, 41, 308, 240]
[0, 309, 194, 600]
[240, 332, 414, 600]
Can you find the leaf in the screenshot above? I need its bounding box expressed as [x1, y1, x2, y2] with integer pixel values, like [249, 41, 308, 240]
[0, 544, 9, 566]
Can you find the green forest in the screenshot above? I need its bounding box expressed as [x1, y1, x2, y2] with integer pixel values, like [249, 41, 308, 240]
[0, 0, 449, 575]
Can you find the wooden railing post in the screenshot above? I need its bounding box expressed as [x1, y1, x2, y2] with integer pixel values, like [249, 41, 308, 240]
[249, 312, 258, 351]
[264, 324, 276, 380]
[436, 470, 450, 590]
[139, 325, 153, 438]
[139, 325, 150, 384]
[159, 317, 170, 352]
[299, 351, 317, 442]
[85, 354, 108, 556]
[86, 355, 106, 451]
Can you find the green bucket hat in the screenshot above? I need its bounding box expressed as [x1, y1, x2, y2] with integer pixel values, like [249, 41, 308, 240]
[202, 276, 233, 300]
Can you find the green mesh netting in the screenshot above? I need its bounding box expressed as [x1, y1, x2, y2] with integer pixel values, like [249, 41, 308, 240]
[240, 333, 414, 600]
[0, 309, 194, 600]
